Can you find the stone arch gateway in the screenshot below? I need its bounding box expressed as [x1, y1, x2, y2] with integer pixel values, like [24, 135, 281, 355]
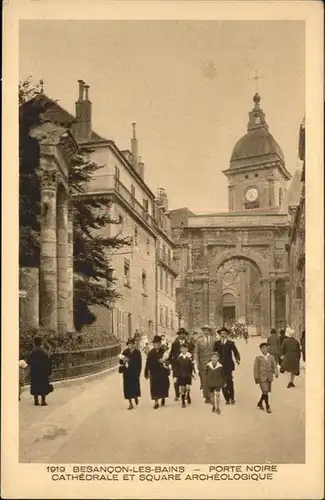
[171, 93, 292, 338]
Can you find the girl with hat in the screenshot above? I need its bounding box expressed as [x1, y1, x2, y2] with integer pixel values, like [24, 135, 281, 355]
[118, 338, 142, 410]
[144, 335, 170, 409]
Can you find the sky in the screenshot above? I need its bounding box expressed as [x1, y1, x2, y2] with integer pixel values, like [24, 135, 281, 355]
[19, 20, 305, 213]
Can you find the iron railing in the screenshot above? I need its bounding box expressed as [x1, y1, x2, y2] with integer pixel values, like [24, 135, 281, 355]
[23, 343, 121, 383]
[156, 248, 179, 275]
[114, 178, 173, 240]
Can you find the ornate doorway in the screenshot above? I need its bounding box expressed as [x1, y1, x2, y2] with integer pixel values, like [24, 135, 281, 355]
[222, 293, 236, 323]
[214, 258, 262, 333]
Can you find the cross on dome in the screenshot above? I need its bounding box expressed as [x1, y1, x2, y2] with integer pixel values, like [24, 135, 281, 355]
[249, 69, 263, 93]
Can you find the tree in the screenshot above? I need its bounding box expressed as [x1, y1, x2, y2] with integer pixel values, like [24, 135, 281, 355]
[19, 78, 131, 332]
[69, 153, 131, 331]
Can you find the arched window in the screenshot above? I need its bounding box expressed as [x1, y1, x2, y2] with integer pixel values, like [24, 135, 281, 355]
[279, 188, 283, 206]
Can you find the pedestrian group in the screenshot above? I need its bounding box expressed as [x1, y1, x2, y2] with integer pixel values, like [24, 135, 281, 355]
[19, 325, 304, 413]
[117, 324, 304, 415]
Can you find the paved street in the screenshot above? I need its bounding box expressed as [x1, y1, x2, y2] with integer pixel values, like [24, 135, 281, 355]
[20, 337, 305, 464]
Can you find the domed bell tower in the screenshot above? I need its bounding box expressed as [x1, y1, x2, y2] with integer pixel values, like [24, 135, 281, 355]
[223, 94, 292, 212]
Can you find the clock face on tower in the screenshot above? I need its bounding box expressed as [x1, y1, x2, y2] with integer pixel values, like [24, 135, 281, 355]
[245, 187, 259, 202]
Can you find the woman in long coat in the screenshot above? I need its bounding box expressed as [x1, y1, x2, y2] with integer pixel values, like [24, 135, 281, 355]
[119, 338, 142, 410]
[144, 335, 170, 409]
[28, 336, 53, 406]
[280, 328, 301, 388]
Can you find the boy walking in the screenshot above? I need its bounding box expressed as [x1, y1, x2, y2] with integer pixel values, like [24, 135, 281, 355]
[174, 342, 195, 408]
[205, 352, 225, 414]
[254, 342, 279, 414]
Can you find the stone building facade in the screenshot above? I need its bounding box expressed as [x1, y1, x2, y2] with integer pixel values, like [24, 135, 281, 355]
[22, 80, 178, 341]
[170, 94, 295, 337]
[156, 189, 178, 339]
[287, 118, 305, 338]
[71, 81, 178, 340]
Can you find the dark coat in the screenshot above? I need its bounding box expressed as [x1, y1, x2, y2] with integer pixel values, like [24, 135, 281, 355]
[267, 333, 281, 356]
[144, 347, 170, 399]
[279, 333, 288, 348]
[174, 354, 195, 379]
[205, 362, 225, 390]
[28, 347, 52, 396]
[119, 348, 142, 399]
[213, 340, 240, 375]
[281, 337, 301, 375]
[300, 331, 306, 360]
[168, 338, 194, 373]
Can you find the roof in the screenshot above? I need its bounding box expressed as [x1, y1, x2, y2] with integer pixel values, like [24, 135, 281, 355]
[21, 93, 107, 143]
[230, 94, 285, 167]
[169, 207, 195, 227]
[230, 127, 285, 164]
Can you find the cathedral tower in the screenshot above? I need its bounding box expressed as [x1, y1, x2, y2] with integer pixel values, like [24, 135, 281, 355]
[223, 94, 292, 212]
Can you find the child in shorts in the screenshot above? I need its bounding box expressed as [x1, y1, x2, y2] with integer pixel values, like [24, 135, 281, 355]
[174, 342, 195, 408]
[205, 352, 225, 414]
[253, 342, 278, 413]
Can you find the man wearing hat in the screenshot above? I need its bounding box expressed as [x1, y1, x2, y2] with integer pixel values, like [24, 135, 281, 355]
[214, 327, 241, 405]
[195, 325, 215, 403]
[144, 335, 170, 409]
[167, 328, 192, 401]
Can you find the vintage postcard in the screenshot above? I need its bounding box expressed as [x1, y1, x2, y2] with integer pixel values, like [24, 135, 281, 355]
[2, 0, 324, 499]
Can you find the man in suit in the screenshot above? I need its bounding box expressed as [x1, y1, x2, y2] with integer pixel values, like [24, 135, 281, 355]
[214, 327, 241, 405]
[195, 325, 215, 403]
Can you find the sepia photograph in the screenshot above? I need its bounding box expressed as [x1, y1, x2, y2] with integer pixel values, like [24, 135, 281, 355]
[2, 1, 324, 499]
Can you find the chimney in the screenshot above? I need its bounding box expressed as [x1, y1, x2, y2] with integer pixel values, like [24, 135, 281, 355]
[157, 188, 168, 211]
[131, 123, 139, 172]
[77, 79, 84, 101]
[74, 80, 92, 142]
[138, 156, 145, 179]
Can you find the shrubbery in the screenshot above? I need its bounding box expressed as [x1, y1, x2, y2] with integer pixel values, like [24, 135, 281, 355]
[19, 326, 119, 360]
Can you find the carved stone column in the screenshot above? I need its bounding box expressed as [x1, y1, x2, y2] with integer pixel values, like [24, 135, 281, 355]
[67, 207, 74, 332]
[57, 186, 69, 332]
[187, 243, 193, 272]
[260, 279, 270, 337]
[30, 122, 68, 332]
[228, 184, 234, 211]
[238, 266, 246, 321]
[203, 279, 209, 324]
[284, 280, 290, 324]
[39, 159, 58, 330]
[185, 275, 194, 330]
[268, 174, 275, 207]
[208, 278, 218, 328]
[270, 280, 276, 329]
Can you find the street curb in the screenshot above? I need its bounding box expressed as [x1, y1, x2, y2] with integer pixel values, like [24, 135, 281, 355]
[24, 362, 119, 390]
